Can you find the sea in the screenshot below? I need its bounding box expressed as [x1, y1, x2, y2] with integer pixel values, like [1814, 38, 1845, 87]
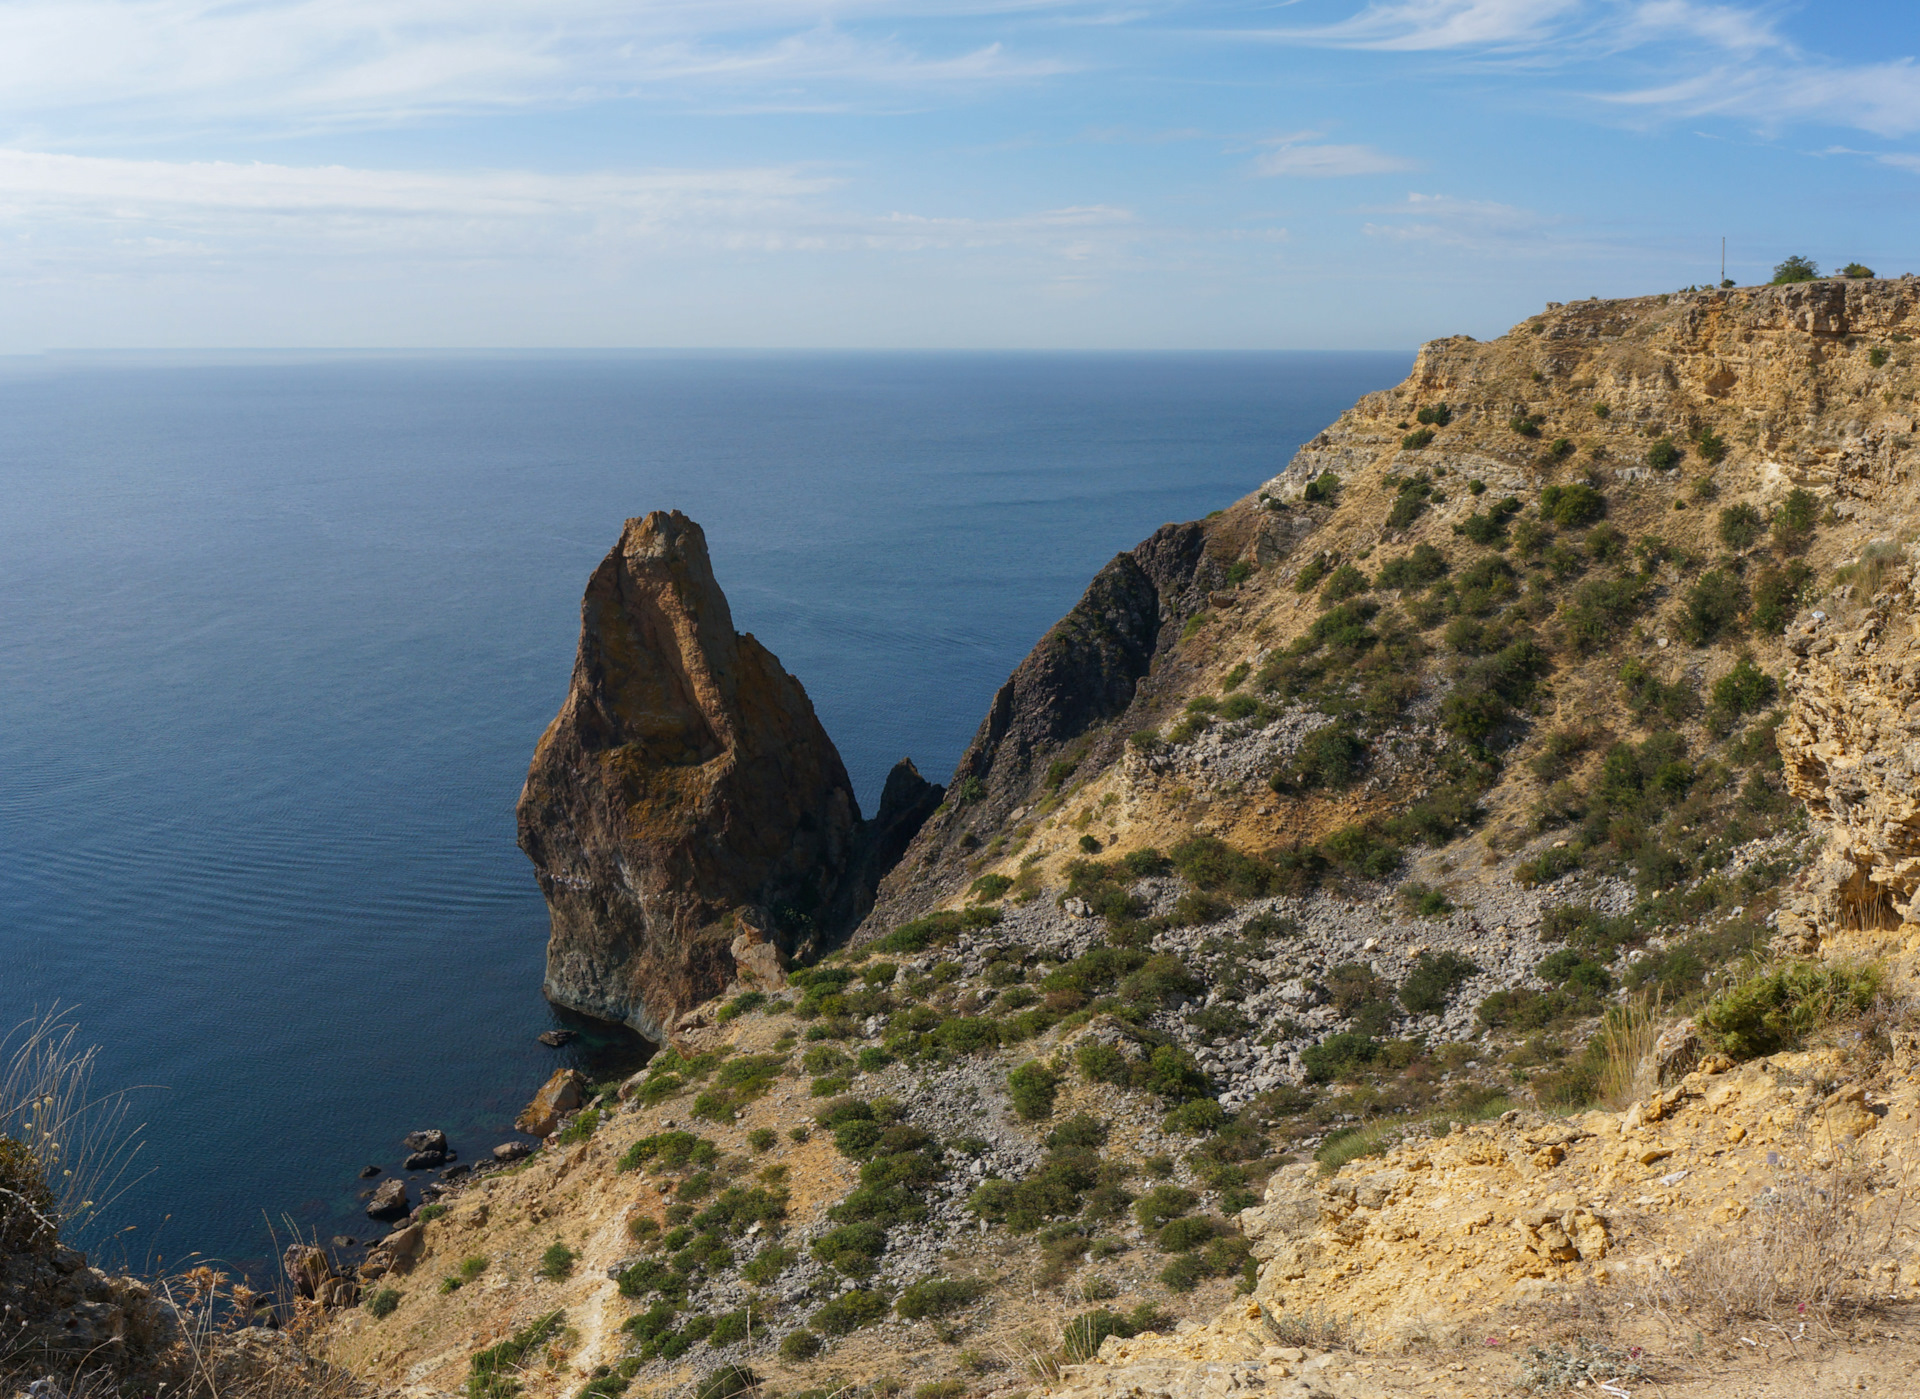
[0, 349, 1409, 1274]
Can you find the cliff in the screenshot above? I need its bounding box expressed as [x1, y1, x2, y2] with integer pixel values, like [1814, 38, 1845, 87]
[343, 275, 1920, 1399]
[516, 511, 938, 1040]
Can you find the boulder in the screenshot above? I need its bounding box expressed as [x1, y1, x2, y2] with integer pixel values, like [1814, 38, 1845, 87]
[537, 1029, 577, 1047]
[493, 1141, 534, 1162]
[516, 1068, 588, 1137]
[357, 1165, 382, 1179]
[364, 1178, 410, 1222]
[403, 1129, 448, 1154]
[403, 1150, 447, 1171]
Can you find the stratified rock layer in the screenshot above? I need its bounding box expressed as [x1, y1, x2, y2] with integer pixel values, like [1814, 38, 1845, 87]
[517, 511, 935, 1039]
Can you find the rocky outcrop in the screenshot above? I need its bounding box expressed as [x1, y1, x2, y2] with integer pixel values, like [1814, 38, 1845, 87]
[517, 511, 939, 1039]
[859, 521, 1222, 933]
[1780, 571, 1920, 935]
[516, 1067, 587, 1137]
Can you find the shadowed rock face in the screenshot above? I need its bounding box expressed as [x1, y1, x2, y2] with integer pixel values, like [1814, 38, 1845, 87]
[517, 511, 937, 1040]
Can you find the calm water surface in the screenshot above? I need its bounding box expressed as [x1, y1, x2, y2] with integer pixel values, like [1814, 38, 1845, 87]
[0, 350, 1408, 1271]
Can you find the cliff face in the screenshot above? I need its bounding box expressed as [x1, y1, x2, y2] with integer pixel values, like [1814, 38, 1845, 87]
[516, 511, 937, 1040]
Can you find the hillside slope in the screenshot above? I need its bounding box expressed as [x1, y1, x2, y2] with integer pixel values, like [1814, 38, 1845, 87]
[322, 276, 1920, 1399]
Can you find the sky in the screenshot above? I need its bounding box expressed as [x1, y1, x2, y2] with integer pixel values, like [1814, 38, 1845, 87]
[4, 0, 1920, 349]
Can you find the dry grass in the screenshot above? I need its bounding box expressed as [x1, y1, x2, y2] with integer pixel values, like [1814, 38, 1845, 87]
[1599, 994, 1663, 1110]
[0, 1007, 153, 1249]
[1637, 1154, 1910, 1331]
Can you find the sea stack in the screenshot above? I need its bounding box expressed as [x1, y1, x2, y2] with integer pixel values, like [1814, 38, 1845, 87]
[516, 510, 937, 1040]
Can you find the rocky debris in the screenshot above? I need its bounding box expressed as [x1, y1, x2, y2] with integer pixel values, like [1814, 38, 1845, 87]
[492, 1140, 534, 1162]
[357, 1223, 424, 1281]
[356, 1164, 382, 1179]
[363, 1178, 409, 1221]
[537, 1028, 577, 1047]
[516, 510, 938, 1039]
[402, 1129, 447, 1154]
[517, 1067, 588, 1137]
[282, 1244, 357, 1310]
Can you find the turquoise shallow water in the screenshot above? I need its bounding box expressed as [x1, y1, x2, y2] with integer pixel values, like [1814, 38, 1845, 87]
[0, 349, 1408, 1272]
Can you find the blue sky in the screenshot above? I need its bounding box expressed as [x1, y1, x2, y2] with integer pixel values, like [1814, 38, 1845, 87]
[4, 0, 1919, 349]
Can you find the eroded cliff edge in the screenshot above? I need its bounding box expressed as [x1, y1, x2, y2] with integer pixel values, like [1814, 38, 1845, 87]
[516, 510, 939, 1040]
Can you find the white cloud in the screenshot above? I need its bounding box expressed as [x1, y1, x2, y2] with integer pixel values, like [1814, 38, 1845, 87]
[1242, 0, 1582, 51]
[1252, 140, 1413, 176]
[1358, 190, 1598, 257]
[0, 0, 1079, 134]
[0, 147, 1152, 277]
[1605, 57, 1920, 138]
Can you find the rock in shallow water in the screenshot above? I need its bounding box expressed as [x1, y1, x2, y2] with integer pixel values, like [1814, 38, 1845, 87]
[537, 1028, 577, 1047]
[357, 1165, 382, 1179]
[402, 1128, 447, 1154]
[403, 1149, 446, 1171]
[493, 1141, 533, 1162]
[364, 1178, 409, 1221]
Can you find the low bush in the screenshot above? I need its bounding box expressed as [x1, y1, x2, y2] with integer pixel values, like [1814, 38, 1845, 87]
[1772, 255, 1819, 284]
[365, 1287, 400, 1319]
[1133, 1184, 1197, 1230]
[1710, 654, 1777, 721]
[538, 1242, 575, 1281]
[1700, 961, 1882, 1060]
[1540, 483, 1605, 528]
[1302, 471, 1340, 504]
[1718, 502, 1764, 551]
[1401, 427, 1435, 450]
[1752, 561, 1814, 632]
[1321, 563, 1369, 604]
[1679, 568, 1748, 646]
[1647, 437, 1683, 471]
[468, 1310, 564, 1399]
[1008, 1061, 1061, 1120]
[811, 1288, 891, 1335]
[779, 1331, 822, 1361]
[894, 1276, 987, 1319]
[1773, 487, 1820, 553]
[1416, 402, 1452, 426]
[1509, 414, 1543, 438]
[1398, 951, 1479, 1015]
[1375, 543, 1448, 591]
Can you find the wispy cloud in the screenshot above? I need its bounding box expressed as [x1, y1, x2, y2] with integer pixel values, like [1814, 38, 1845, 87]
[0, 0, 1081, 135]
[0, 147, 1152, 276]
[1252, 138, 1413, 177]
[1605, 58, 1920, 138]
[1241, 0, 1581, 52]
[1359, 190, 1592, 256]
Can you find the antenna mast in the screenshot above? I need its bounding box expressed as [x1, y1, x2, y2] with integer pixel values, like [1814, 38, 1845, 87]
[1721, 237, 1726, 284]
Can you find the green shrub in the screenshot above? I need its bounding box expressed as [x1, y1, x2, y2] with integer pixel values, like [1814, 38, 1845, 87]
[1133, 1184, 1197, 1230]
[1385, 476, 1438, 529]
[1693, 425, 1728, 464]
[1155, 1215, 1222, 1252]
[1843, 262, 1874, 279]
[934, 1017, 1000, 1055]
[1008, 1061, 1061, 1120]
[539, 1242, 575, 1281]
[812, 1221, 889, 1276]
[1679, 568, 1748, 646]
[741, 1244, 797, 1285]
[1870, 346, 1890, 369]
[1294, 554, 1332, 593]
[1401, 427, 1435, 450]
[1509, 414, 1543, 438]
[556, 1107, 601, 1145]
[715, 991, 766, 1024]
[1302, 471, 1340, 504]
[1301, 1031, 1381, 1083]
[812, 1288, 891, 1335]
[1398, 952, 1479, 1015]
[695, 1365, 760, 1399]
[1276, 723, 1365, 792]
[1772, 487, 1820, 553]
[894, 1277, 988, 1319]
[1647, 438, 1682, 471]
[970, 873, 1013, 902]
[1752, 561, 1814, 632]
[1375, 543, 1448, 591]
[1539, 483, 1604, 528]
[1416, 402, 1452, 426]
[1710, 655, 1777, 719]
[1547, 437, 1575, 460]
[620, 1131, 718, 1174]
[468, 1310, 564, 1399]
[1700, 961, 1882, 1060]
[1064, 1309, 1136, 1364]
[1772, 256, 1819, 284]
[1456, 496, 1521, 546]
[1718, 502, 1764, 551]
[1077, 1041, 1131, 1085]
[780, 1331, 822, 1361]
[1164, 1099, 1230, 1136]
[1321, 563, 1369, 604]
[365, 1288, 401, 1319]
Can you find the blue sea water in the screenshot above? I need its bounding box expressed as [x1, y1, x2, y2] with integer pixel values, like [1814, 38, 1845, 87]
[0, 350, 1408, 1273]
